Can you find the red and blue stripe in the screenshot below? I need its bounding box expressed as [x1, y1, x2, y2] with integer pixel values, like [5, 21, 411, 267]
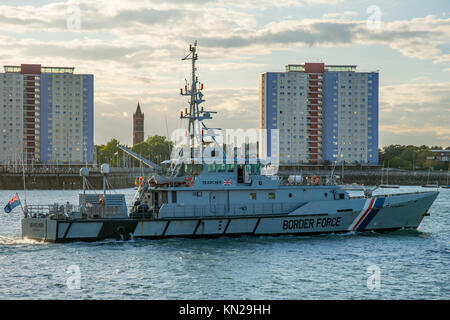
[350, 197, 386, 231]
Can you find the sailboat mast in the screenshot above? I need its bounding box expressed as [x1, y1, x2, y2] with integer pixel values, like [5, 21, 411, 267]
[386, 161, 389, 185]
[447, 163, 449, 185]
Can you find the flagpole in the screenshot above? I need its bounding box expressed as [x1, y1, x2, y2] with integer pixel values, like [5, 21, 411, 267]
[15, 192, 24, 213]
[21, 155, 28, 217]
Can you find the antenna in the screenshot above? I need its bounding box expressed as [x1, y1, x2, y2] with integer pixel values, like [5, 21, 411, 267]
[168, 41, 221, 178]
[179, 41, 218, 163]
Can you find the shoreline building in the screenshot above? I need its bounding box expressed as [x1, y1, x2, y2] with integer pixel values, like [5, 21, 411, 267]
[0, 64, 94, 164]
[259, 62, 379, 165]
[133, 102, 144, 146]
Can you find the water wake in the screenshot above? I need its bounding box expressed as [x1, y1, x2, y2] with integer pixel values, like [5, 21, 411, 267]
[0, 235, 48, 245]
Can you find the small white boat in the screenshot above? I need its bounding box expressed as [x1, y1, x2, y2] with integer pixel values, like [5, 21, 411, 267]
[379, 162, 399, 188]
[422, 184, 439, 188]
[379, 184, 400, 188]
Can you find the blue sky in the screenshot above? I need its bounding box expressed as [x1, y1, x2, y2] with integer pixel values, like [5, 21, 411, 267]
[0, 0, 448, 147]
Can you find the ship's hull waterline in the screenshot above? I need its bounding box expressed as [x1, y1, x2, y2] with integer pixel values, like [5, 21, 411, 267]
[21, 191, 438, 243]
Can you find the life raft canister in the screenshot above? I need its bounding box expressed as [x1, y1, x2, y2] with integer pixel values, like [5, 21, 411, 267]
[185, 176, 194, 187]
[311, 176, 320, 185]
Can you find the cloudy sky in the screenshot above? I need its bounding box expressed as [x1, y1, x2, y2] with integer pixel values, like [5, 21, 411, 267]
[1, 0, 449, 147]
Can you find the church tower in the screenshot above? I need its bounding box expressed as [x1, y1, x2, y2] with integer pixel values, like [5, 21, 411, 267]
[133, 102, 144, 145]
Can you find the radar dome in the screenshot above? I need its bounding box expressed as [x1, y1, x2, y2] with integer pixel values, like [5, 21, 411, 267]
[101, 163, 110, 174]
[80, 167, 89, 177]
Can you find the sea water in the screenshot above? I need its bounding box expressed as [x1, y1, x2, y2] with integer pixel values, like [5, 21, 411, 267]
[0, 186, 448, 299]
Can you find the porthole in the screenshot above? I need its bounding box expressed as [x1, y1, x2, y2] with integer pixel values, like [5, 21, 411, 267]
[288, 193, 293, 198]
[324, 193, 328, 197]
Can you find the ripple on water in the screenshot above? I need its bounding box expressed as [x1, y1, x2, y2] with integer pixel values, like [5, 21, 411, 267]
[0, 187, 449, 299]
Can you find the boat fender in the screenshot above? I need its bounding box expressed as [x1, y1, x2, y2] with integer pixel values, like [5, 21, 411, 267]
[185, 176, 194, 187]
[311, 176, 319, 185]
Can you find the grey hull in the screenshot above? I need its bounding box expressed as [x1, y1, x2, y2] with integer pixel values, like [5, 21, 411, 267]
[21, 191, 438, 243]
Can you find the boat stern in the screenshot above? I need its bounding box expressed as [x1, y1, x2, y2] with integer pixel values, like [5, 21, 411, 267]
[21, 218, 58, 242]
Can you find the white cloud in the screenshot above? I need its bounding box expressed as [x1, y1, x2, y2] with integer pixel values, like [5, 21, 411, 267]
[380, 81, 450, 146]
[322, 11, 358, 20]
[0, 1, 448, 146]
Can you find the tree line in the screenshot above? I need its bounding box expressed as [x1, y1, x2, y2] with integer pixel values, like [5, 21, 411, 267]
[379, 145, 450, 171]
[95, 135, 173, 167]
[95, 137, 449, 172]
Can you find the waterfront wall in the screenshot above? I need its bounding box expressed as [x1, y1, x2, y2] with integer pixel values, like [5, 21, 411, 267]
[0, 169, 448, 190]
[0, 168, 155, 190]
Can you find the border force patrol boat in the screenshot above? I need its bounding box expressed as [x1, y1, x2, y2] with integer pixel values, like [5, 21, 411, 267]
[21, 43, 439, 242]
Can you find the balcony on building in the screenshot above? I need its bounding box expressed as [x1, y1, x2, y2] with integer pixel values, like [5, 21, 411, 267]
[308, 93, 323, 99]
[307, 135, 322, 141]
[324, 65, 357, 72]
[285, 64, 305, 72]
[308, 74, 323, 80]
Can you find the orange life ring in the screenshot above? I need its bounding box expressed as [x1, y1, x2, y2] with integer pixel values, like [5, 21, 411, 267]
[98, 198, 105, 207]
[139, 177, 143, 185]
[185, 176, 194, 187]
[311, 176, 320, 185]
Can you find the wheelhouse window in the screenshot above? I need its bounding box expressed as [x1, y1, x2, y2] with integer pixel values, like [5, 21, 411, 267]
[227, 164, 235, 172]
[218, 164, 226, 172]
[268, 192, 276, 200]
[249, 192, 257, 200]
[208, 163, 216, 172]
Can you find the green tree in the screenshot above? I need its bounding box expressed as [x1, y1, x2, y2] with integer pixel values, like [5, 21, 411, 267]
[378, 144, 446, 170]
[130, 135, 173, 167]
[95, 135, 174, 168]
[96, 138, 121, 166]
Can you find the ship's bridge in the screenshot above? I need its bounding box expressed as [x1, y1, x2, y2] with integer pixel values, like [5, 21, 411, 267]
[178, 157, 273, 180]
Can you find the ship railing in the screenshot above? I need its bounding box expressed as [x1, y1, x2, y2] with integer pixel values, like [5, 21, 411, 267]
[25, 203, 127, 220]
[25, 204, 81, 218]
[128, 205, 158, 219]
[84, 205, 124, 219]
